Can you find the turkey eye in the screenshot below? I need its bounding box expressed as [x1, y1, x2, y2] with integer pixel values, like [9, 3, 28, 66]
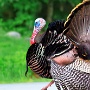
[35, 21, 40, 28]
[36, 22, 38, 24]
[34, 22, 37, 26]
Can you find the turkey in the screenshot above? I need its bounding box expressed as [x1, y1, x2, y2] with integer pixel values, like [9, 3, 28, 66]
[26, 0, 90, 90]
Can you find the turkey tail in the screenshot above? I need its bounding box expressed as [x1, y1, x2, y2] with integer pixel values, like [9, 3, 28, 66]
[64, 0, 90, 59]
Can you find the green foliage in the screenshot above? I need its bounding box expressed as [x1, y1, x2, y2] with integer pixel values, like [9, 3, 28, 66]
[0, 35, 51, 83]
[0, 0, 42, 36]
[0, 35, 29, 83]
[53, 0, 82, 20]
[0, 0, 82, 36]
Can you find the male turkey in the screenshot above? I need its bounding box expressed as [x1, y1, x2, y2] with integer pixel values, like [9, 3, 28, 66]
[26, 0, 90, 90]
[26, 18, 66, 78]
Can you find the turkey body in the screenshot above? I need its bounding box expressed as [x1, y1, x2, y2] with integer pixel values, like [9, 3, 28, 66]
[26, 20, 67, 79]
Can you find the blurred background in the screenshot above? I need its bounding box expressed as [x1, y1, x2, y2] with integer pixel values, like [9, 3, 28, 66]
[0, 0, 82, 84]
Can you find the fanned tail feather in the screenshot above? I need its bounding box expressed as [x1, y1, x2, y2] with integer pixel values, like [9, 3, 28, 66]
[64, 0, 90, 59]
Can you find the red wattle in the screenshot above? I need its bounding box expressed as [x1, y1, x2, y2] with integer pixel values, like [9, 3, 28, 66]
[30, 30, 38, 45]
[30, 39, 35, 45]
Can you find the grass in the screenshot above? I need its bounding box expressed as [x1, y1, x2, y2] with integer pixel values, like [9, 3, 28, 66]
[0, 33, 51, 83]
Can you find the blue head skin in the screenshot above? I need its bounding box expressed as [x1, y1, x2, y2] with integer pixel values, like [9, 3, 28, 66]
[34, 21, 40, 28]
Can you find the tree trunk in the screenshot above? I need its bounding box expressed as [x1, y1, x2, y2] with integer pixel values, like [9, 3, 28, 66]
[46, 0, 54, 22]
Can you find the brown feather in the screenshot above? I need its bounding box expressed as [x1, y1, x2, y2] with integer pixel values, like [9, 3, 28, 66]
[64, 0, 90, 59]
